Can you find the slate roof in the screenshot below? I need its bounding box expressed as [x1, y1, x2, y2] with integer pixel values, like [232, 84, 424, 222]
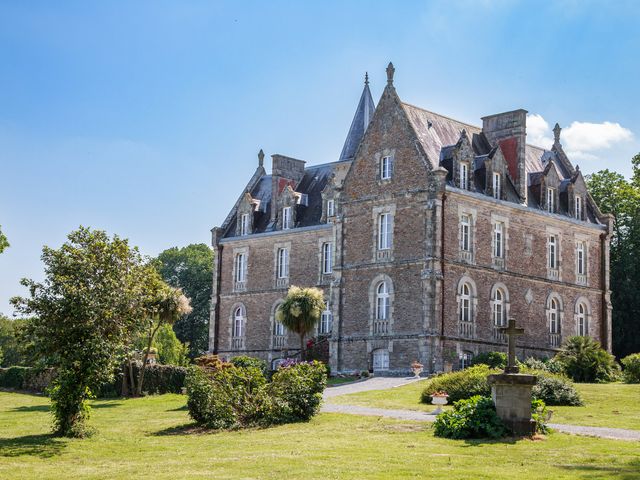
[339, 81, 375, 162]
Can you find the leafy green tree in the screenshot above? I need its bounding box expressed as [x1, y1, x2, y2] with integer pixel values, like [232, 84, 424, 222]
[0, 315, 32, 367]
[154, 323, 190, 366]
[11, 227, 162, 437]
[587, 161, 640, 357]
[0, 226, 8, 253]
[155, 244, 213, 358]
[276, 286, 325, 359]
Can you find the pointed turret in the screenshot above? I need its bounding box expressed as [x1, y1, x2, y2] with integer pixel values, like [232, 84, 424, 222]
[338, 73, 376, 162]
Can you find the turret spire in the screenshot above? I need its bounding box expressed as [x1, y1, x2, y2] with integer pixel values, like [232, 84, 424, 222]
[338, 74, 376, 162]
[386, 62, 395, 85]
[258, 149, 265, 167]
[553, 123, 562, 145]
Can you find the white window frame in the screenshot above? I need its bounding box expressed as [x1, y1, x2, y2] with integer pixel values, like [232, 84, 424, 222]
[576, 241, 586, 276]
[378, 213, 392, 250]
[577, 303, 587, 336]
[548, 235, 558, 269]
[375, 281, 390, 320]
[380, 156, 393, 180]
[239, 213, 249, 236]
[319, 310, 332, 334]
[546, 187, 555, 213]
[233, 306, 245, 338]
[234, 253, 247, 283]
[282, 206, 292, 229]
[273, 320, 285, 336]
[327, 199, 335, 217]
[460, 215, 471, 252]
[575, 196, 583, 220]
[459, 283, 471, 323]
[277, 248, 289, 279]
[492, 172, 501, 199]
[549, 299, 560, 334]
[493, 288, 505, 327]
[322, 242, 333, 274]
[493, 222, 504, 259]
[460, 162, 469, 190]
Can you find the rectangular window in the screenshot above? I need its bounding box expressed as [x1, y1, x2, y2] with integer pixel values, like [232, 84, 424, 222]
[327, 199, 335, 217]
[577, 241, 586, 275]
[547, 188, 555, 213]
[378, 213, 392, 250]
[575, 196, 583, 220]
[240, 213, 249, 236]
[460, 163, 469, 190]
[322, 242, 333, 274]
[381, 156, 393, 180]
[460, 215, 471, 252]
[493, 222, 504, 258]
[548, 236, 557, 269]
[492, 172, 501, 199]
[234, 253, 246, 283]
[282, 207, 292, 229]
[277, 248, 289, 279]
[320, 310, 332, 334]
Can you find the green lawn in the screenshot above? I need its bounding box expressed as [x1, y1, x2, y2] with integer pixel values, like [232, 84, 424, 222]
[329, 380, 640, 431]
[1, 391, 639, 479]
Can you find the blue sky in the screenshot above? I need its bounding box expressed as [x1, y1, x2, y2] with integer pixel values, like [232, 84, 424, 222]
[1, 0, 639, 314]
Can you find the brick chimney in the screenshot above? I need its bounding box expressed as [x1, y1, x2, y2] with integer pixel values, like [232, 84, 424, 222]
[481, 109, 528, 203]
[270, 154, 306, 223]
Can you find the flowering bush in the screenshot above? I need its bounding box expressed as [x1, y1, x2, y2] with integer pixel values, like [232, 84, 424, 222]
[433, 395, 506, 439]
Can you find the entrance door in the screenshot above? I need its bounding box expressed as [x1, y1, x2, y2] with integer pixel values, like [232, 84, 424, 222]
[372, 349, 389, 371]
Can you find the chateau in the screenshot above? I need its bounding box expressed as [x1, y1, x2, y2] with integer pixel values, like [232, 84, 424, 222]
[208, 64, 613, 375]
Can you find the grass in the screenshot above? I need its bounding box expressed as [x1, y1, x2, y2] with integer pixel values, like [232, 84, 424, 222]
[327, 376, 362, 386]
[329, 380, 640, 430]
[1, 392, 640, 479]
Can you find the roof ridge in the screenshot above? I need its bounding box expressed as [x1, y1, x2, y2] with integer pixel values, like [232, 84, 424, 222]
[400, 101, 481, 132]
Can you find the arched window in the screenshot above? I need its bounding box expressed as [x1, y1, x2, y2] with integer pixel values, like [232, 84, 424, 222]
[460, 351, 473, 370]
[376, 282, 390, 320]
[319, 310, 332, 334]
[372, 349, 389, 371]
[549, 298, 560, 334]
[233, 306, 245, 338]
[493, 288, 505, 327]
[577, 302, 588, 336]
[273, 319, 285, 336]
[459, 283, 471, 323]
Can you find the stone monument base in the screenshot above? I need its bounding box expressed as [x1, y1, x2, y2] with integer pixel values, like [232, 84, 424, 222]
[487, 373, 537, 436]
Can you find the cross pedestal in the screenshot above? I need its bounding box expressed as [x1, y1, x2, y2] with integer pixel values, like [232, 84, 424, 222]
[487, 319, 538, 436]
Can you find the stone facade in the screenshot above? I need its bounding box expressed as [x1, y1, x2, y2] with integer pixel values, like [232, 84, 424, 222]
[208, 64, 613, 375]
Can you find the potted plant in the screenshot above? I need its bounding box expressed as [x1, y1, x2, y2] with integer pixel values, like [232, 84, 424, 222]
[429, 391, 449, 414]
[411, 360, 423, 378]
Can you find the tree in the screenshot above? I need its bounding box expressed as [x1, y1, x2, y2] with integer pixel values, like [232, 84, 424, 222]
[587, 162, 640, 358]
[0, 315, 32, 367]
[154, 323, 189, 366]
[135, 277, 191, 396]
[276, 286, 325, 359]
[155, 244, 213, 357]
[11, 227, 160, 437]
[0, 226, 8, 254]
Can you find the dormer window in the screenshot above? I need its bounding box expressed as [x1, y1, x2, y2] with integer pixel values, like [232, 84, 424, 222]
[282, 207, 292, 229]
[381, 156, 393, 180]
[240, 213, 250, 236]
[327, 199, 335, 217]
[460, 162, 469, 190]
[546, 187, 555, 213]
[575, 196, 583, 220]
[492, 172, 501, 199]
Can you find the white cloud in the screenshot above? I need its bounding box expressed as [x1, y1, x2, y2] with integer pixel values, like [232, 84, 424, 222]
[526, 114, 633, 164]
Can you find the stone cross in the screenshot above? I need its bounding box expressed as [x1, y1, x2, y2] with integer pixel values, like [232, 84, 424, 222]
[499, 319, 524, 374]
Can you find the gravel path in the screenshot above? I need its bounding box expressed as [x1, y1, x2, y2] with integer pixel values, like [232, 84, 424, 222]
[322, 378, 640, 441]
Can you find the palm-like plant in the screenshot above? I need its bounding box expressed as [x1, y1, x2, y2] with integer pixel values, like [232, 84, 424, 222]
[276, 286, 325, 360]
[557, 336, 619, 382]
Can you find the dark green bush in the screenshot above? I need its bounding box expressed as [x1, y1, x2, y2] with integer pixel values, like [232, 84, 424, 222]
[556, 336, 621, 383]
[433, 395, 506, 439]
[421, 365, 497, 404]
[230, 355, 268, 377]
[621, 353, 640, 383]
[470, 351, 507, 369]
[185, 360, 327, 430]
[0, 366, 30, 389]
[520, 356, 565, 375]
[0, 366, 55, 392]
[528, 370, 583, 406]
[138, 364, 188, 394]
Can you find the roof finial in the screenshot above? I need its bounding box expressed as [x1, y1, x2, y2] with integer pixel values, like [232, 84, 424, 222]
[386, 62, 395, 86]
[258, 149, 264, 167]
[364, 71, 369, 86]
[553, 123, 562, 145]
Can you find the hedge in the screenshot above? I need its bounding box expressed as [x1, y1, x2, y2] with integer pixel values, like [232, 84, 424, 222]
[0, 366, 55, 393]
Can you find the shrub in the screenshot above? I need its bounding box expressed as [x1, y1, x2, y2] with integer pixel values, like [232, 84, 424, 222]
[528, 370, 583, 406]
[421, 365, 497, 404]
[470, 351, 507, 369]
[230, 355, 268, 377]
[154, 324, 190, 366]
[186, 359, 327, 430]
[0, 366, 30, 389]
[556, 336, 621, 383]
[137, 364, 187, 394]
[621, 353, 640, 383]
[0, 366, 55, 393]
[531, 399, 550, 435]
[433, 395, 506, 439]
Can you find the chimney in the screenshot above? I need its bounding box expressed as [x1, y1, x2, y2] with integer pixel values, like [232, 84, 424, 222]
[481, 109, 528, 203]
[270, 154, 306, 223]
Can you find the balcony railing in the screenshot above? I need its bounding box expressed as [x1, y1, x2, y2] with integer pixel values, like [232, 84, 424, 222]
[275, 277, 289, 289]
[234, 281, 247, 292]
[459, 321, 475, 339]
[272, 335, 286, 349]
[493, 328, 507, 343]
[547, 268, 560, 281]
[460, 250, 473, 264]
[492, 257, 505, 270]
[549, 333, 562, 348]
[373, 320, 389, 334]
[376, 249, 392, 261]
[232, 337, 245, 350]
[576, 274, 587, 286]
